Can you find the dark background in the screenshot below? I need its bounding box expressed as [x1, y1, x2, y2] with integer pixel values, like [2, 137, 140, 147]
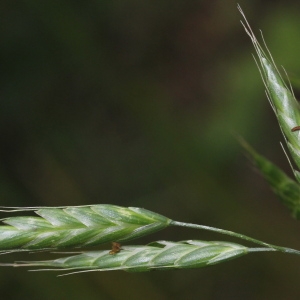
[1, 0, 300, 299]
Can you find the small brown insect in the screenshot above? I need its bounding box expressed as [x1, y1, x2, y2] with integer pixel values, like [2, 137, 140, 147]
[292, 126, 300, 132]
[109, 242, 122, 255]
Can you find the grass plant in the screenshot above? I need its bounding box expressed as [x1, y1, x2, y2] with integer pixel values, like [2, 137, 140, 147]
[0, 6, 300, 275]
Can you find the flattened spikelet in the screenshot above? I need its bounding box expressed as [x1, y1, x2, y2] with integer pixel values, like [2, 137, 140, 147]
[4, 240, 248, 274]
[0, 205, 171, 253]
[238, 5, 300, 176]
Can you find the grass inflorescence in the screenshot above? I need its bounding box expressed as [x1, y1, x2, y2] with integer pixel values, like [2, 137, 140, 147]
[0, 7, 300, 275]
[0, 202, 299, 275]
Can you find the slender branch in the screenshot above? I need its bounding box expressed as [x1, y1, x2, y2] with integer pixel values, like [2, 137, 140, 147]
[171, 221, 300, 255]
[248, 248, 276, 253]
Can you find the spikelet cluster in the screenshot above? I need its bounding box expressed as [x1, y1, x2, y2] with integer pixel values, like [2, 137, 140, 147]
[0, 8, 299, 275]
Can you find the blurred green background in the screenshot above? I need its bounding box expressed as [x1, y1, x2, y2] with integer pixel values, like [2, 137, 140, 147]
[1, 0, 300, 299]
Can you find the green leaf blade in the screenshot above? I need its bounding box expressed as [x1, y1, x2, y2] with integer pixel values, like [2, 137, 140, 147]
[240, 139, 300, 218]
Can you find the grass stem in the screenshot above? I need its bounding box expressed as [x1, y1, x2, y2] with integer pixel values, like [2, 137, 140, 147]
[171, 221, 300, 255]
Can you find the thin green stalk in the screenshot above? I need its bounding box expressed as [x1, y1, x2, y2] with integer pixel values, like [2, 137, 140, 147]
[171, 221, 300, 255]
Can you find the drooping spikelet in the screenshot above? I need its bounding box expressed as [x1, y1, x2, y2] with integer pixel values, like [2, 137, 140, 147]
[0, 204, 171, 253]
[4, 240, 248, 274]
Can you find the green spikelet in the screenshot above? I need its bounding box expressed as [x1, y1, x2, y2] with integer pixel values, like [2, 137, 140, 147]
[238, 5, 300, 218]
[5, 240, 248, 273]
[0, 205, 171, 252]
[239, 5, 300, 177]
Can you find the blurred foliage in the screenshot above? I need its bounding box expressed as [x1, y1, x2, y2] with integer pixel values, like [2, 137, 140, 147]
[1, 0, 300, 299]
[240, 138, 300, 218]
